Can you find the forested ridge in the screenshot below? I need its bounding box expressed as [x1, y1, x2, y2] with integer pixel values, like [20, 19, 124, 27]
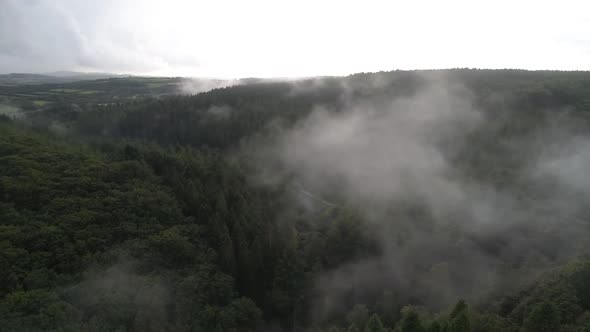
[4, 69, 590, 331]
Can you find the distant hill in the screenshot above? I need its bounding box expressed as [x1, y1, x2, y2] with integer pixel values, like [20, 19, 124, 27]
[0, 72, 125, 86]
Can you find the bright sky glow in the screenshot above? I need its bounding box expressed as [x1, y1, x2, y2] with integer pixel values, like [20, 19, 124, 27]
[2, 0, 589, 78]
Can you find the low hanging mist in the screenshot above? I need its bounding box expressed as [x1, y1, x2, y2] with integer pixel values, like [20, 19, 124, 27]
[243, 71, 590, 322]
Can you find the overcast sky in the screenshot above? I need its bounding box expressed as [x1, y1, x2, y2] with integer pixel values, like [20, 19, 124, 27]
[1, 0, 589, 78]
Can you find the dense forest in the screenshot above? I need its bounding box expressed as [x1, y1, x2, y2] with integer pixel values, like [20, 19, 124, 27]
[3, 69, 590, 331]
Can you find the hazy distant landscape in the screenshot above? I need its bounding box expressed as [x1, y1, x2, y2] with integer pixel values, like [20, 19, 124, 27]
[3, 0, 590, 331]
[0, 72, 252, 120]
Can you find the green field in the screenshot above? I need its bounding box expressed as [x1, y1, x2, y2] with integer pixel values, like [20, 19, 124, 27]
[0, 104, 20, 115]
[33, 100, 49, 106]
[48, 89, 100, 94]
[49, 88, 84, 93]
[146, 82, 169, 88]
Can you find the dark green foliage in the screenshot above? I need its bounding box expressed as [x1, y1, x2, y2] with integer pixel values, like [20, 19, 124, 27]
[0, 125, 183, 296]
[348, 324, 361, 332]
[426, 321, 441, 332]
[449, 300, 468, 321]
[448, 300, 470, 332]
[522, 301, 560, 332]
[0, 125, 267, 331]
[347, 304, 370, 331]
[448, 311, 470, 332]
[399, 307, 424, 332]
[364, 313, 385, 332]
[571, 263, 590, 309]
[471, 313, 515, 332]
[0, 120, 379, 331]
[217, 297, 263, 332]
[267, 238, 306, 326]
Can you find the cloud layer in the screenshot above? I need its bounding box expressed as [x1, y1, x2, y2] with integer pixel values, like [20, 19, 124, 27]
[2, 0, 590, 77]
